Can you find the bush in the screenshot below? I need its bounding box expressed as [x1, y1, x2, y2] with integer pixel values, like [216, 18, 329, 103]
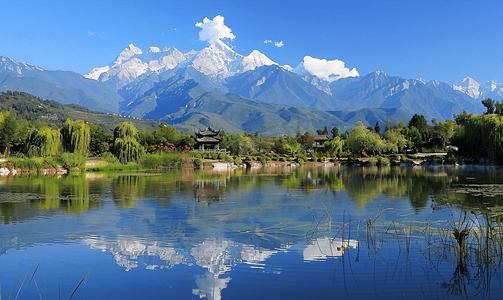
[279, 157, 287, 162]
[234, 157, 243, 165]
[59, 153, 86, 171]
[296, 158, 305, 165]
[367, 156, 378, 166]
[193, 158, 203, 167]
[259, 156, 267, 166]
[101, 152, 119, 164]
[378, 156, 390, 166]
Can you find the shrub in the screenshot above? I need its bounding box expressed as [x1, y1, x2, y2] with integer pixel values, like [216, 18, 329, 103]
[234, 157, 243, 165]
[378, 156, 390, 166]
[367, 156, 378, 166]
[193, 158, 203, 167]
[279, 157, 287, 162]
[59, 153, 86, 171]
[101, 152, 119, 164]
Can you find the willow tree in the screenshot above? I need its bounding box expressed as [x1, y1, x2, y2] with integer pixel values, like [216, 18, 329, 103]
[27, 127, 61, 157]
[0, 110, 18, 157]
[346, 121, 387, 156]
[61, 119, 91, 155]
[112, 122, 145, 164]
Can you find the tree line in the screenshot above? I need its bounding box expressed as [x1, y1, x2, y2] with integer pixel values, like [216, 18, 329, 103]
[0, 94, 501, 167]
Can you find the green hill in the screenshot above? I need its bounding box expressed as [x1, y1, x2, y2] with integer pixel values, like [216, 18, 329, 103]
[0, 91, 157, 132]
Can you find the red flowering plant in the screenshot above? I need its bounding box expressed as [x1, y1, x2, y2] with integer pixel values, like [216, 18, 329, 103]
[149, 142, 176, 153]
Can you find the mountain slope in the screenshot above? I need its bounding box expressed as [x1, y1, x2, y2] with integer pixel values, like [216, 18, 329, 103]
[328, 71, 484, 121]
[224, 65, 345, 111]
[0, 91, 157, 132]
[0, 56, 123, 113]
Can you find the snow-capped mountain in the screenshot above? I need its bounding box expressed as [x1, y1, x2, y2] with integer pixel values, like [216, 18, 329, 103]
[453, 76, 503, 100]
[86, 44, 193, 89]
[190, 39, 277, 77]
[86, 40, 278, 89]
[1, 56, 44, 74]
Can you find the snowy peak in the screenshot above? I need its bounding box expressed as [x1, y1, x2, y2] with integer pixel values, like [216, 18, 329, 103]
[242, 50, 277, 72]
[85, 44, 189, 88]
[190, 39, 244, 77]
[452, 77, 503, 100]
[0, 56, 44, 74]
[115, 44, 143, 65]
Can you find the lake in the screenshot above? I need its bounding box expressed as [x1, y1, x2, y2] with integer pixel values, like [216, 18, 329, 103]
[1, 165, 503, 299]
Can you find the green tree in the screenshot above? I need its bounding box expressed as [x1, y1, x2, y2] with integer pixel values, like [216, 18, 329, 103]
[331, 126, 339, 138]
[381, 129, 408, 153]
[0, 110, 18, 157]
[323, 136, 344, 156]
[274, 136, 300, 156]
[89, 123, 112, 155]
[27, 126, 61, 157]
[346, 121, 387, 156]
[482, 98, 495, 115]
[112, 122, 145, 164]
[60, 119, 91, 155]
[374, 121, 381, 134]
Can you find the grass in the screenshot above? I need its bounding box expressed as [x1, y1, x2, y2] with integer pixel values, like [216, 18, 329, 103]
[306, 202, 503, 297]
[1, 263, 91, 300]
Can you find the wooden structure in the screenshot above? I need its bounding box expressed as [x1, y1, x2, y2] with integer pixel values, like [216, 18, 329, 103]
[313, 135, 332, 151]
[194, 127, 222, 151]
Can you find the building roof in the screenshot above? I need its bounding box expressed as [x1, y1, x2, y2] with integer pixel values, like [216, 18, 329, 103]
[195, 136, 221, 143]
[195, 127, 221, 137]
[314, 135, 331, 142]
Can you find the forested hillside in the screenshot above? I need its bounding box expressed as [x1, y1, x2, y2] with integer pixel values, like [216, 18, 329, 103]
[0, 91, 157, 132]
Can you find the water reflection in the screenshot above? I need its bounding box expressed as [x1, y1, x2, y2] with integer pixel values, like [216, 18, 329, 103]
[2, 165, 503, 299]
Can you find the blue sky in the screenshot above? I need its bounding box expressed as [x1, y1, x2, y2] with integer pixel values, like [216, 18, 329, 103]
[2, 0, 502, 86]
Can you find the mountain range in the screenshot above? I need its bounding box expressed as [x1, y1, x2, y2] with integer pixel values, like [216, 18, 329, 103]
[0, 39, 496, 135]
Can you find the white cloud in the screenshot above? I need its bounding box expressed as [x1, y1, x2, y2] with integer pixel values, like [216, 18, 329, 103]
[275, 41, 284, 47]
[195, 15, 235, 44]
[88, 31, 95, 36]
[264, 40, 272, 44]
[302, 56, 359, 82]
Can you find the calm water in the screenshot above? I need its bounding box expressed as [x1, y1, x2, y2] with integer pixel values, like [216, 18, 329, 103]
[1, 165, 503, 299]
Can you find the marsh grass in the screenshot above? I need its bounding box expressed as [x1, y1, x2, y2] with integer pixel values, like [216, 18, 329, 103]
[306, 201, 503, 297]
[2, 263, 91, 300]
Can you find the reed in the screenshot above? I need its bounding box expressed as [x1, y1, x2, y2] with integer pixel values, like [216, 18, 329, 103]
[2, 263, 91, 300]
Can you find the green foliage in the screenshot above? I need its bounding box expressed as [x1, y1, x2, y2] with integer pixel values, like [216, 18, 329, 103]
[346, 121, 387, 156]
[112, 122, 145, 164]
[61, 119, 91, 155]
[142, 152, 181, 168]
[234, 157, 243, 165]
[451, 113, 503, 162]
[378, 156, 390, 166]
[482, 98, 495, 115]
[274, 136, 300, 156]
[26, 126, 61, 157]
[89, 123, 112, 155]
[323, 137, 344, 156]
[113, 137, 145, 164]
[381, 129, 408, 153]
[221, 133, 255, 156]
[0, 110, 18, 156]
[59, 153, 86, 171]
[193, 158, 203, 167]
